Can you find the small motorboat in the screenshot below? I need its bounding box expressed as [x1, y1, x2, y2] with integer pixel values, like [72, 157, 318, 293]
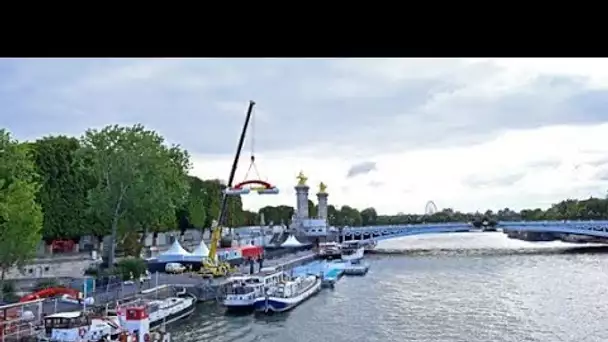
[343, 260, 370, 276]
[253, 275, 322, 313]
[318, 242, 342, 260]
[340, 241, 365, 262]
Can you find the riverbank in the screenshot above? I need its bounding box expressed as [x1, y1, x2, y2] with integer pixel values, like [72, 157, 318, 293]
[36, 249, 319, 315]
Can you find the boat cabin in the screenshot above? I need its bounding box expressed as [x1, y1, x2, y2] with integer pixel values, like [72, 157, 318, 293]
[228, 270, 284, 293]
[341, 240, 361, 249]
[44, 311, 90, 335]
[44, 311, 116, 341]
[318, 242, 341, 258]
[272, 276, 314, 298]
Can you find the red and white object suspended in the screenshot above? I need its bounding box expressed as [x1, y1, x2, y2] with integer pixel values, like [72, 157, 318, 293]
[224, 179, 280, 196]
[223, 107, 279, 196]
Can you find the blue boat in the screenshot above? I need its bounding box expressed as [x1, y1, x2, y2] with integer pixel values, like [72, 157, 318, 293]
[253, 275, 322, 313]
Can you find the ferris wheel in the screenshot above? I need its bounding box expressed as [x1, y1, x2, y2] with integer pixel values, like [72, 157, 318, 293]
[425, 200, 438, 215]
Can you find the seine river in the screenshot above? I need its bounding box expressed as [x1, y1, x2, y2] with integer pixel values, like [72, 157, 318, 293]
[168, 232, 608, 342]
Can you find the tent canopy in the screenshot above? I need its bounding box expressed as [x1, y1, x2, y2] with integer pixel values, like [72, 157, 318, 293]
[281, 235, 303, 248]
[191, 240, 210, 257]
[158, 239, 192, 261]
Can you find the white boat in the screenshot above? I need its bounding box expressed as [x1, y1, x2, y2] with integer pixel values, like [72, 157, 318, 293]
[340, 241, 365, 262]
[39, 310, 172, 342]
[318, 242, 341, 260]
[113, 293, 196, 329]
[253, 275, 322, 313]
[40, 311, 122, 341]
[343, 261, 370, 276]
[223, 268, 285, 311]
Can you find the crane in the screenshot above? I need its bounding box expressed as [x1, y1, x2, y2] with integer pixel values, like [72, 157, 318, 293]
[200, 101, 256, 277]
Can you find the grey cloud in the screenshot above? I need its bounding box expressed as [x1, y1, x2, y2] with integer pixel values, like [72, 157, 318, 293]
[2, 59, 608, 158]
[526, 159, 561, 169]
[594, 167, 608, 181]
[368, 180, 383, 188]
[587, 157, 608, 167]
[464, 173, 525, 189]
[347, 161, 377, 178]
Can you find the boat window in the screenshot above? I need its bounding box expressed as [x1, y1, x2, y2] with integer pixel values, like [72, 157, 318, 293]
[45, 316, 88, 329]
[233, 287, 252, 294]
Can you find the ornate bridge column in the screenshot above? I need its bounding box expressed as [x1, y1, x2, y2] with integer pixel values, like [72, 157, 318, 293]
[295, 171, 309, 220]
[317, 182, 328, 222]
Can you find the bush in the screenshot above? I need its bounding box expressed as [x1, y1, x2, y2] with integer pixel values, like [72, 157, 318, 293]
[116, 258, 147, 281]
[84, 265, 100, 277]
[34, 279, 60, 291]
[1, 280, 18, 303]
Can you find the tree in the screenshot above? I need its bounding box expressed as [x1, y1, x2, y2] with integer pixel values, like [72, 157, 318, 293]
[0, 130, 43, 284]
[242, 210, 258, 226]
[360, 207, 378, 226]
[338, 205, 362, 226]
[308, 199, 317, 218]
[327, 204, 338, 225]
[225, 194, 244, 231]
[259, 205, 294, 226]
[175, 176, 207, 235]
[186, 176, 207, 228]
[80, 124, 190, 265]
[201, 179, 222, 232]
[30, 136, 89, 242]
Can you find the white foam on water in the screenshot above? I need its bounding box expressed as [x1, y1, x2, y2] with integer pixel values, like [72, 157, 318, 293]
[377, 232, 606, 251]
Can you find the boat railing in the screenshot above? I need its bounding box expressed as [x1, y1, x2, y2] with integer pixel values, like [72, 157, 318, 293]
[141, 284, 171, 294]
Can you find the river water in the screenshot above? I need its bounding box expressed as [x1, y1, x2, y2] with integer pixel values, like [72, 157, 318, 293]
[168, 232, 608, 342]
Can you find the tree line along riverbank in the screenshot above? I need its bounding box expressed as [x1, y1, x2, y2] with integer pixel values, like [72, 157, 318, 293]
[1, 124, 607, 281]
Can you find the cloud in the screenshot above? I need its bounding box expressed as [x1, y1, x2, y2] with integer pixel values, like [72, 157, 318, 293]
[2, 58, 608, 214]
[463, 173, 525, 189]
[346, 161, 377, 178]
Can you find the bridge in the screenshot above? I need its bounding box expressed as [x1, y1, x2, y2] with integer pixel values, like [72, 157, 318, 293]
[341, 220, 608, 243]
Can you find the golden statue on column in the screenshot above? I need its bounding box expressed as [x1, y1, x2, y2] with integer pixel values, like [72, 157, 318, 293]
[296, 171, 308, 186]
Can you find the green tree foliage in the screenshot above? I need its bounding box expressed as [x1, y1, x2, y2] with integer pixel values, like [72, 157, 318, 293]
[242, 210, 258, 226]
[327, 204, 338, 224]
[186, 176, 206, 228]
[176, 177, 259, 234]
[360, 207, 378, 226]
[225, 195, 244, 229]
[255, 197, 608, 227]
[259, 205, 295, 226]
[30, 136, 89, 242]
[308, 199, 317, 218]
[80, 124, 190, 265]
[201, 179, 222, 229]
[1, 280, 17, 302]
[0, 130, 43, 281]
[116, 258, 147, 281]
[337, 205, 362, 226]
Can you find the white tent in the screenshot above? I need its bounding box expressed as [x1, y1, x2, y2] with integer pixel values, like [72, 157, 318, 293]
[158, 239, 192, 261]
[281, 235, 304, 248]
[191, 240, 210, 257]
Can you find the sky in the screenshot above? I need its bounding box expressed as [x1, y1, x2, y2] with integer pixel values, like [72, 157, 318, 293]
[2, 58, 608, 215]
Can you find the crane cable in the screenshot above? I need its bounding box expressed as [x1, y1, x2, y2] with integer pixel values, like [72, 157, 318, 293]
[243, 108, 262, 181]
